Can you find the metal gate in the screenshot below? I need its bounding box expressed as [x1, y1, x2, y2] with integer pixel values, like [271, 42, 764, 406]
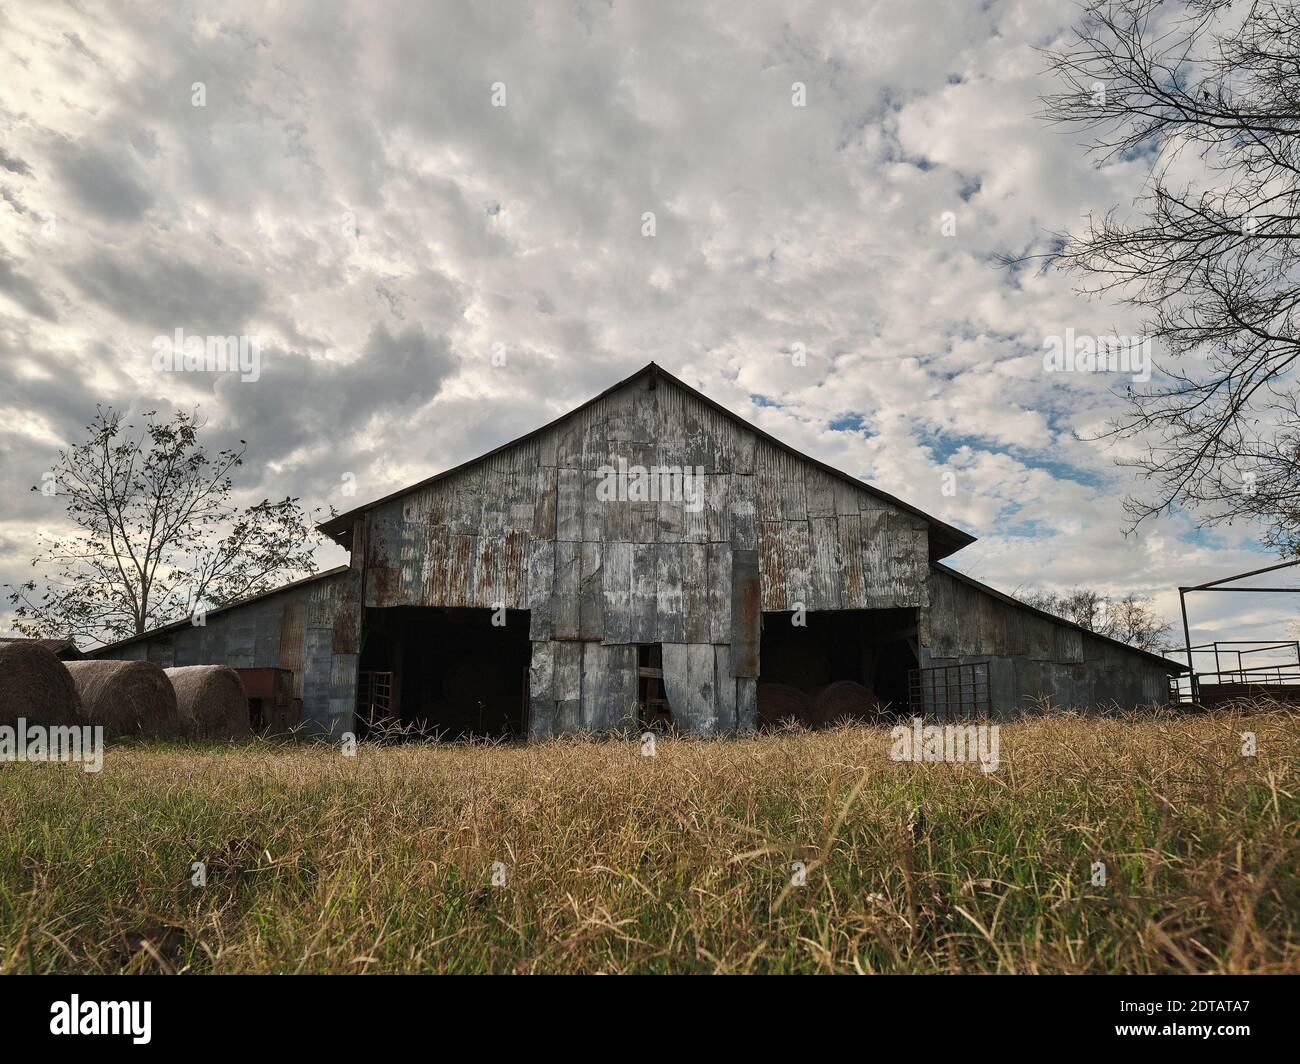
[356, 670, 394, 728]
[908, 662, 991, 720]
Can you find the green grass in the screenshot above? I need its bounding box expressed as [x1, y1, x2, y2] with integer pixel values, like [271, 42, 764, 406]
[1, 705, 1296, 973]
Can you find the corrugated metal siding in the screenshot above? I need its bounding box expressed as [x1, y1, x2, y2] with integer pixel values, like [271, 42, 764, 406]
[922, 569, 1172, 716]
[94, 569, 361, 737]
[363, 373, 935, 734]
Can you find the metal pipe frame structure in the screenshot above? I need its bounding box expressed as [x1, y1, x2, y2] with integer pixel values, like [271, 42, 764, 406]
[1178, 558, 1300, 705]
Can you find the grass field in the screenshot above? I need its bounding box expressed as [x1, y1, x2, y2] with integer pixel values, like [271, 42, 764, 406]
[1, 706, 1296, 974]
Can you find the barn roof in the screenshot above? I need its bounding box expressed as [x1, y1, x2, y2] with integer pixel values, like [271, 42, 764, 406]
[0, 636, 84, 660]
[934, 563, 1188, 672]
[319, 361, 977, 560]
[87, 566, 352, 656]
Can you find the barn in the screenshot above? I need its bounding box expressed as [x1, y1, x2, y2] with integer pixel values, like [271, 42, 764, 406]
[91, 363, 1183, 737]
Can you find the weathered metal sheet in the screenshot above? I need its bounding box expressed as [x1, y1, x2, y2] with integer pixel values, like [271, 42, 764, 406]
[662, 642, 717, 735]
[714, 644, 737, 731]
[730, 548, 760, 677]
[579, 541, 604, 639]
[729, 473, 757, 551]
[781, 520, 813, 609]
[809, 516, 841, 611]
[527, 538, 555, 641]
[556, 468, 583, 542]
[600, 541, 633, 644]
[655, 543, 685, 643]
[528, 640, 555, 738]
[707, 542, 732, 644]
[554, 641, 582, 730]
[736, 675, 757, 732]
[552, 540, 581, 640]
[759, 521, 785, 610]
[681, 542, 710, 644]
[580, 642, 637, 732]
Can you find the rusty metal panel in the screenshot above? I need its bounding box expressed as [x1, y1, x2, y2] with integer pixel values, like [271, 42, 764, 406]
[447, 534, 477, 608]
[331, 571, 360, 654]
[534, 465, 557, 539]
[730, 548, 760, 677]
[474, 533, 503, 608]
[421, 523, 450, 606]
[278, 601, 305, 681]
[758, 520, 786, 611]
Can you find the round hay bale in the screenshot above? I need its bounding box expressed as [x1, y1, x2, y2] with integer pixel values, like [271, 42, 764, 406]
[757, 682, 813, 729]
[64, 660, 181, 740]
[811, 679, 879, 727]
[0, 640, 80, 726]
[165, 666, 251, 740]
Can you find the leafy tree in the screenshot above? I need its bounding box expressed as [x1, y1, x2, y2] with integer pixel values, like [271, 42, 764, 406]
[1037, 0, 1300, 554]
[6, 408, 324, 646]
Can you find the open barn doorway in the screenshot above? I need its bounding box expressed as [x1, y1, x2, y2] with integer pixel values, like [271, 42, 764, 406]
[358, 606, 531, 740]
[757, 608, 917, 728]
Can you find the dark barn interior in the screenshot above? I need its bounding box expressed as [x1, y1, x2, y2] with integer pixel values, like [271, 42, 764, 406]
[757, 608, 917, 727]
[358, 607, 531, 739]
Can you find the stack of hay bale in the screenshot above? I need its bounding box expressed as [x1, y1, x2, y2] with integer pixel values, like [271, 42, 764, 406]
[164, 666, 251, 740]
[809, 679, 880, 727]
[0, 639, 81, 727]
[757, 682, 815, 729]
[2, 640, 252, 742]
[63, 659, 183, 739]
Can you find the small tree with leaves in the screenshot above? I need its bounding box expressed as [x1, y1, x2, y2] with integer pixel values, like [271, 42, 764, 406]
[6, 408, 324, 647]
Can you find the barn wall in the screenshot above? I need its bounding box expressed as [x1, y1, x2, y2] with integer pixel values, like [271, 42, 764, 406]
[95, 568, 361, 738]
[362, 373, 930, 736]
[921, 568, 1171, 715]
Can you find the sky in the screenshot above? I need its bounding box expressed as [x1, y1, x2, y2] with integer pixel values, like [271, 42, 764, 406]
[1, 0, 1296, 655]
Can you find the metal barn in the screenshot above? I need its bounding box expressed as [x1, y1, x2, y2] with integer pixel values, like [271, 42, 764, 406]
[92, 363, 1182, 737]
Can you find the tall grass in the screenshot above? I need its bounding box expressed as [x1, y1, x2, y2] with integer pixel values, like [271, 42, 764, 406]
[1, 705, 1296, 973]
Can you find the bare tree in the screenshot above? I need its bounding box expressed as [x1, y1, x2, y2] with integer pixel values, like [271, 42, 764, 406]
[1037, 0, 1300, 554]
[6, 408, 324, 646]
[1018, 585, 1174, 652]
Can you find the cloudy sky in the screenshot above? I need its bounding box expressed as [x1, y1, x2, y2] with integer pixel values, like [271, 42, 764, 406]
[1, 0, 1295, 651]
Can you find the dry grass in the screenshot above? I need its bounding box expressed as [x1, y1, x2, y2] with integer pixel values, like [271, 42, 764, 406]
[1, 705, 1296, 973]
